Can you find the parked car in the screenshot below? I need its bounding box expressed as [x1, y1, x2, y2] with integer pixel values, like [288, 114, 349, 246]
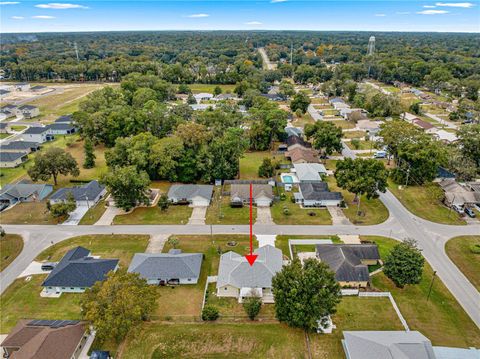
[374, 150, 387, 159]
[464, 207, 476, 218]
[452, 204, 464, 214]
[41, 262, 57, 271]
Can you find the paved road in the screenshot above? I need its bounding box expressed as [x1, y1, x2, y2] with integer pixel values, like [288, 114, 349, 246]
[307, 104, 323, 121]
[258, 47, 277, 70]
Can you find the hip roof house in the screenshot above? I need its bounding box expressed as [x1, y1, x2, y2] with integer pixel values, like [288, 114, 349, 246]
[230, 184, 274, 207]
[0, 152, 28, 168]
[0, 182, 53, 206]
[293, 163, 327, 182]
[49, 180, 106, 207]
[216, 245, 283, 303]
[167, 184, 214, 207]
[128, 249, 203, 285]
[294, 182, 343, 207]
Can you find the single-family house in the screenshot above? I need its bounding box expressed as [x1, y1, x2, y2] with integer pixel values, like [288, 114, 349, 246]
[1, 319, 88, 359]
[0, 182, 53, 206]
[0, 122, 8, 133]
[194, 92, 213, 103]
[22, 126, 53, 143]
[167, 184, 214, 206]
[0, 141, 41, 154]
[293, 163, 327, 182]
[294, 182, 343, 207]
[286, 135, 312, 151]
[42, 246, 119, 294]
[411, 118, 435, 133]
[316, 244, 380, 287]
[47, 123, 76, 135]
[433, 129, 457, 143]
[55, 114, 73, 123]
[216, 245, 283, 303]
[128, 249, 203, 285]
[1, 104, 17, 118]
[260, 93, 283, 101]
[329, 97, 345, 105]
[0, 152, 28, 168]
[439, 179, 480, 208]
[285, 126, 303, 138]
[285, 147, 319, 164]
[0, 89, 10, 98]
[330, 97, 350, 110]
[18, 105, 40, 118]
[14, 82, 31, 92]
[213, 93, 238, 101]
[190, 103, 216, 111]
[230, 184, 274, 207]
[49, 180, 106, 207]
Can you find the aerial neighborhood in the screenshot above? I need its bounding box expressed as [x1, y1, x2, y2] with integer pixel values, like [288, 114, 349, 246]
[0, 23, 479, 359]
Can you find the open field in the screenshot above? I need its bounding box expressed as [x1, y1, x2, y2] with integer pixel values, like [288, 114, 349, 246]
[113, 205, 193, 225]
[0, 234, 24, 272]
[0, 201, 61, 225]
[370, 237, 480, 347]
[388, 180, 465, 225]
[271, 193, 332, 225]
[445, 236, 480, 291]
[206, 193, 257, 225]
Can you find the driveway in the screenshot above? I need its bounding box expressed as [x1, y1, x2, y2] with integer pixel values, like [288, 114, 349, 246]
[256, 207, 273, 225]
[188, 206, 207, 225]
[61, 205, 89, 226]
[146, 234, 169, 253]
[327, 206, 351, 225]
[94, 206, 122, 225]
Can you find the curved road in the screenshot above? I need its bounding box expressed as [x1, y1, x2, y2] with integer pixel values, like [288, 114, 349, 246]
[1, 188, 479, 328]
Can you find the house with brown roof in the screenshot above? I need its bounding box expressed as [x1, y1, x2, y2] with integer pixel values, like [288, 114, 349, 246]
[1, 319, 88, 359]
[285, 147, 319, 164]
[230, 184, 274, 207]
[411, 118, 436, 133]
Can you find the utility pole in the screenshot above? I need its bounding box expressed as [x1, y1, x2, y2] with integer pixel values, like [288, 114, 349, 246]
[427, 271, 437, 301]
[405, 167, 410, 188]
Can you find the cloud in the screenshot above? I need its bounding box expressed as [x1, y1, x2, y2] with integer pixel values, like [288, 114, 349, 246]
[186, 13, 209, 18]
[375, 13, 386, 17]
[396, 11, 411, 15]
[417, 9, 449, 14]
[271, 0, 287, 3]
[245, 21, 263, 25]
[435, 2, 475, 7]
[32, 15, 56, 19]
[423, 5, 437, 8]
[35, 3, 88, 9]
[0, 2, 20, 4]
[11, 15, 24, 19]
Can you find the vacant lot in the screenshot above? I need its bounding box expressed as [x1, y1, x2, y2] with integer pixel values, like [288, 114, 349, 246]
[113, 205, 193, 225]
[0, 234, 24, 271]
[239, 151, 272, 179]
[206, 194, 256, 225]
[0, 201, 60, 225]
[388, 180, 465, 225]
[445, 236, 480, 291]
[271, 193, 332, 225]
[188, 84, 236, 94]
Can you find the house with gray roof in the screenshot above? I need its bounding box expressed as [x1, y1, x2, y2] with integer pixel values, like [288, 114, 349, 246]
[0, 89, 10, 98]
[42, 246, 119, 294]
[0, 152, 28, 168]
[0, 140, 40, 154]
[294, 182, 343, 207]
[293, 163, 328, 182]
[0, 122, 8, 133]
[55, 114, 73, 123]
[230, 184, 274, 207]
[0, 104, 17, 118]
[128, 249, 203, 285]
[18, 105, 40, 118]
[47, 122, 76, 135]
[22, 126, 53, 143]
[49, 180, 106, 207]
[316, 244, 380, 287]
[167, 184, 213, 207]
[216, 245, 283, 303]
[14, 82, 30, 92]
[0, 182, 53, 206]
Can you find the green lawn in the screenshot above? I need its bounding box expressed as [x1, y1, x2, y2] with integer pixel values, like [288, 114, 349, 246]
[326, 120, 355, 130]
[275, 235, 341, 259]
[345, 139, 377, 151]
[0, 133, 11, 139]
[78, 199, 107, 225]
[292, 112, 315, 128]
[205, 193, 257, 225]
[271, 193, 332, 225]
[0, 234, 24, 272]
[0, 201, 61, 224]
[187, 84, 236, 94]
[445, 236, 480, 291]
[239, 151, 272, 179]
[388, 180, 465, 225]
[9, 125, 27, 132]
[343, 130, 367, 139]
[113, 205, 193, 225]
[369, 237, 480, 348]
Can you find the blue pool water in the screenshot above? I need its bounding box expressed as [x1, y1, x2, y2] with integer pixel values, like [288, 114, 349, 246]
[282, 175, 294, 183]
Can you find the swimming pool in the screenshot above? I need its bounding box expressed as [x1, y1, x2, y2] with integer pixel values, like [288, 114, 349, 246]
[282, 175, 294, 183]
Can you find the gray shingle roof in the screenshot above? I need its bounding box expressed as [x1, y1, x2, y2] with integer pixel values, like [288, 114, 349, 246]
[24, 126, 50, 134]
[342, 331, 436, 359]
[42, 246, 118, 288]
[49, 180, 105, 202]
[55, 115, 73, 123]
[47, 123, 75, 131]
[0, 152, 26, 162]
[0, 141, 40, 151]
[217, 245, 283, 289]
[0, 183, 51, 202]
[167, 184, 213, 201]
[299, 182, 343, 201]
[19, 105, 38, 110]
[316, 244, 379, 282]
[294, 163, 327, 182]
[128, 251, 203, 280]
[230, 184, 274, 201]
[286, 135, 311, 148]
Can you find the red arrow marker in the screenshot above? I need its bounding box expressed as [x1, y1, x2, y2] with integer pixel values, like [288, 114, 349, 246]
[245, 182, 258, 266]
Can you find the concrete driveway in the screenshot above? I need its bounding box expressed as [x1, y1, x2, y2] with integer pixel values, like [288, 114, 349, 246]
[61, 205, 89, 226]
[256, 207, 273, 225]
[188, 206, 207, 225]
[327, 206, 351, 225]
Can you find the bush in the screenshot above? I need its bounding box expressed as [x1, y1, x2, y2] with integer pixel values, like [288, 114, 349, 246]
[307, 211, 317, 217]
[283, 208, 291, 216]
[351, 139, 360, 149]
[280, 193, 286, 201]
[470, 244, 480, 254]
[202, 305, 219, 321]
[243, 293, 262, 320]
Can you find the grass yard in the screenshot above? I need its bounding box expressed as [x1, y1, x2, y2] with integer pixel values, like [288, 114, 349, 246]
[271, 193, 332, 225]
[370, 237, 480, 348]
[113, 205, 193, 225]
[342, 130, 367, 139]
[0, 133, 10, 139]
[292, 112, 315, 128]
[275, 235, 341, 258]
[345, 139, 376, 151]
[0, 234, 24, 272]
[327, 119, 355, 129]
[239, 151, 272, 179]
[206, 193, 257, 225]
[0, 201, 60, 224]
[445, 236, 480, 291]
[326, 176, 389, 225]
[9, 125, 27, 132]
[187, 84, 236, 94]
[78, 199, 107, 225]
[388, 180, 465, 225]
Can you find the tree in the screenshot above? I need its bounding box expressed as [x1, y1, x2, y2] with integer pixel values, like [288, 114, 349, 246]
[457, 124, 480, 170]
[258, 157, 276, 178]
[279, 80, 295, 99]
[272, 258, 341, 332]
[81, 270, 157, 343]
[49, 192, 76, 218]
[167, 236, 179, 249]
[409, 101, 422, 116]
[83, 138, 96, 169]
[243, 291, 262, 320]
[178, 84, 192, 94]
[304, 121, 343, 156]
[102, 166, 151, 211]
[290, 92, 311, 114]
[213, 86, 222, 96]
[187, 93, 197, 104]
[157, 193, 170, 211]
[202, 305, 219, 321]
[0, 226, 6, 238]
[384, 239, 425, 288]
[28, 147, 79, 185]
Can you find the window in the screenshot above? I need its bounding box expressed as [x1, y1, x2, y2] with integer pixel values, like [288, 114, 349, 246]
[188, 278, 191, 281]
[224, 287, 227, 291]
[61, 287, 66, 289]
[70, 287, 75, 290]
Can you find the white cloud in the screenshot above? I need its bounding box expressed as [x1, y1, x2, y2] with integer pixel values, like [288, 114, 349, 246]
[32, 15, 56, 19]
[423, 5, 437, 8]
[0, 2, 20, 4]
[11, 15, 24, 19]
[396, 11, 411, 15]
[245, 21, 263, 25]
[271, 0, 287, 3]
[375, 13, 386, 17]
[417, 9, 449, 14]
[186, 13, 209, 18]
[435, 2, 475, 7]
[35, 3, 88, 9]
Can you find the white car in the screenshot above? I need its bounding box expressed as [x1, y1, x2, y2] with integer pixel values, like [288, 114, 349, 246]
[452, 204, 464, 214]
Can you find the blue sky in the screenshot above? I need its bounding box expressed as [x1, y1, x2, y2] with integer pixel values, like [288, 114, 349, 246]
[1, 1, 479, 33]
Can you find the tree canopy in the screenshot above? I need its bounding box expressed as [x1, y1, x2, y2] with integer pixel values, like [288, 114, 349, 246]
[28, 147, 79, 185]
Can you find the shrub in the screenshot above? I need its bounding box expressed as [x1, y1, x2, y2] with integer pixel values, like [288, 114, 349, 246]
[202, 305, 219, 321]
[351, 139, 360, 149]
[283, 207, 291, 216]
[243, 292, 262, 320]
